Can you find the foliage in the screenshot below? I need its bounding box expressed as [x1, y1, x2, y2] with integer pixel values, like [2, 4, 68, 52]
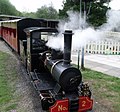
[36, 5, 59, 19]
[0, 0, 21, 16]
[22, 12, 37, 18]
[88, 2, 110, 26]
[0, 0, 59, 19]
[17, 5, 59, 19]
[59, 0, 111, 27]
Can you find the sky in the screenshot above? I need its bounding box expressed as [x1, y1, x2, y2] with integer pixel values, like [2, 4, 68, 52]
[9, 0, 120, 12]
[9, 0, 64, 12]
[109, 0, 120, 10]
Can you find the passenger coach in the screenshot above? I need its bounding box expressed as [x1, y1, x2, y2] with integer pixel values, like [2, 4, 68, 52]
[0, 18, 42, 54]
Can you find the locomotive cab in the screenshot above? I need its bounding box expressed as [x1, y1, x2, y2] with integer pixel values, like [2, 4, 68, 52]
[24, 27, 58, 72]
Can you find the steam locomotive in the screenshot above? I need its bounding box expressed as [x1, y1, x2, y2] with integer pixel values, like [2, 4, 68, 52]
[0, 17, 93, 112]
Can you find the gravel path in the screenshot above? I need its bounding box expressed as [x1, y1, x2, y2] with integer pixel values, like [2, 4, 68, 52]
[0, 39, 45, 112]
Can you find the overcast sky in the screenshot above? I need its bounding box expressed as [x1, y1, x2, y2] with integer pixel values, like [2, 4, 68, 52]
[9, 0, 64, 12]
[9, 0, 120, 12]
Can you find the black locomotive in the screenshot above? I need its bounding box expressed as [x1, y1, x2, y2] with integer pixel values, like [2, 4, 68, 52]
[0, 17, 93, 112]
[24, 27, 93, 112]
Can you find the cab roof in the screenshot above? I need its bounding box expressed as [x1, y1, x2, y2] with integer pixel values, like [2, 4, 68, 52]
[24, 27, 58, 33]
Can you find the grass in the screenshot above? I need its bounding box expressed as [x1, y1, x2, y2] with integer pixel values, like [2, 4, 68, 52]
[81, 68, 120, 112]
[0, 51, 120, 112]
[0, 52, 18, 112]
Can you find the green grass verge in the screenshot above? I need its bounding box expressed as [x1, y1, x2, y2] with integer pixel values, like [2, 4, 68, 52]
[0, 51, 120, 111]
[0, 52, 18, 112]
[82, 68, 120, 112]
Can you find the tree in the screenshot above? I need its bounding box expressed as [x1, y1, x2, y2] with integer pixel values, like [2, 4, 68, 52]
[0, 0, 20, 15]
[59, 0, 112, 27]
[88, 1, 110, 26]
[22, 12, 37, 18]
[36, 5, 58, 19]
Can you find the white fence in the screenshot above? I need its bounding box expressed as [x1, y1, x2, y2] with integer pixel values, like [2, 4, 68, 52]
[85, 41, 120, 55]
[73, 32, 120, 55]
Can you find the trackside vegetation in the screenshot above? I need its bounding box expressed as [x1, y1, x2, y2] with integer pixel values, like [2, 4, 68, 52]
[0, 52, 18, 112]
[82, 68, 120, 112]
[0, 51, 120, 112]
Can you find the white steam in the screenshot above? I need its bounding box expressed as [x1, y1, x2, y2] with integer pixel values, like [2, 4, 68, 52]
[100, 10, 120, 31]
[46, 28, 102, 51]
[72, 28, 102, 50]
[64, 11, 80, 30]
[46, 10, 120, 51]
[46, 34, 64, 51]
[57, 11, 80, 33]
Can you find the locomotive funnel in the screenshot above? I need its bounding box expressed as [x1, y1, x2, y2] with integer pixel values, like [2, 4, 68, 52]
[63, 30, 73, 65]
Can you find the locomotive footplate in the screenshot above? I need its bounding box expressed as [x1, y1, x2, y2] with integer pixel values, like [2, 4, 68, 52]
[30, 71, 39, 81]
[30, 71, 56, 91]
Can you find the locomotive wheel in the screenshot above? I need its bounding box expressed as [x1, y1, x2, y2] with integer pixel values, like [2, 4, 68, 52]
[41, 98, 49, 110]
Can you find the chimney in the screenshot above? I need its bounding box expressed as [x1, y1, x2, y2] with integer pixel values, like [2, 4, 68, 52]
[63, 30, 73, 65]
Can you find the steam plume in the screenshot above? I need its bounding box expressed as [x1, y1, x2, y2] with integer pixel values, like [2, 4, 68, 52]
[100, 10, 120, 31]
[46, 10, 120, 51]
